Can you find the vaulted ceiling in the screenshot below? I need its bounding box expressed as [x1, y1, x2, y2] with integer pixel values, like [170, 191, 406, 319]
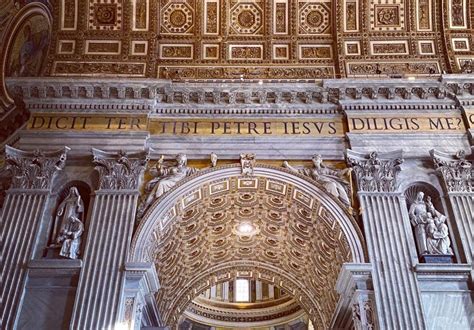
[41, 0, 473, 79]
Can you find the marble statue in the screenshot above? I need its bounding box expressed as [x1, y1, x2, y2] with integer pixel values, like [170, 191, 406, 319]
[139, 154, 198, 215]
[408, 191, 453, 256]
[284, 155, 352, 206]
[425, 212, 453, 255]
[56, 216, 84, 259]
[240, 153, 256, 176]
[53, 187, 84, 244]
[210, 152, 218, 167]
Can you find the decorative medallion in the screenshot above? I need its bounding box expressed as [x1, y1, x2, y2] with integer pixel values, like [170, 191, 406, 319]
[162, 2, 194, 34]
[299, 3, 330, 34]
[230, 2, 263, 35]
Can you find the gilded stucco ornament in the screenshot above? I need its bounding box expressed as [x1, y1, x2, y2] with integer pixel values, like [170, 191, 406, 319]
[5, 145, 69, 190]
[431, 149, 473, 193]
[408, 191, 453, 256]
[284, 155, 352, 207]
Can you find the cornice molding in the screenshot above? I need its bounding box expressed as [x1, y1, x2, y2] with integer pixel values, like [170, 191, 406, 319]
[5, 75, 473, 111]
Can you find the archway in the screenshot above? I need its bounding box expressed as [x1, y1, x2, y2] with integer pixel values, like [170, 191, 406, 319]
[130, 164, 366, 328]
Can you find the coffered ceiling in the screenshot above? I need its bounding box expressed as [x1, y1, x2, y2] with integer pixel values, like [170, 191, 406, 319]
[45, 0, 473, 79]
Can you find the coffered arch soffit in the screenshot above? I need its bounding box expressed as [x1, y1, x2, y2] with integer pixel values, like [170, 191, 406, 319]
[130, 165, 366, 328]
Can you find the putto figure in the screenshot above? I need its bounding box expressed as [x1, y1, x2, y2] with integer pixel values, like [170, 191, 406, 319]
[408, 191, 453, 256]
[139, 154, 198, 215]
[284, 155, 352, 207]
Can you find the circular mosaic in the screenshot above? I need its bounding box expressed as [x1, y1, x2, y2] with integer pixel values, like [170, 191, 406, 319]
[163, 3, 193, 33]
[300, 3, 330, 34]
[230, 3, 262, 34]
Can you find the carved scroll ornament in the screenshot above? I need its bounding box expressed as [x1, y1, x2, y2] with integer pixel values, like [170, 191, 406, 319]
[431, 149, 473, 193]
[346, 150, 403, 193]
[5, 145, 70, 190]
[92, 148, 148, 190]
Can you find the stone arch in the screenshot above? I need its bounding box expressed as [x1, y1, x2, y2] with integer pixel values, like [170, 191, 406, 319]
[130, 164, 366, 328]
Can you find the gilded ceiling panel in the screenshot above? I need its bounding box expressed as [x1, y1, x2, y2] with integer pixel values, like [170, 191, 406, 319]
[4, 0, 472, 80]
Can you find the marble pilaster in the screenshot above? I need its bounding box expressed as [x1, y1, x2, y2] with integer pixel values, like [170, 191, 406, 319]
[430, 150, 473, 266]
[332, 263, 377, 330]
[0, 146, 69, 329]
[70, 149, 147, 329]
[346, 150, 426, 329]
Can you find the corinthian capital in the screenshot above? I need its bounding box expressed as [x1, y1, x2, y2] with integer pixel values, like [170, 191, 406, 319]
[430, 149, 473, 193]
[92, 149, 148, 191]
[5, 146, 70, 190]
[346, 150, 404, 193]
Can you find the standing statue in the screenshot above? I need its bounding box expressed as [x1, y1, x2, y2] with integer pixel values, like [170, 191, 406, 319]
[408, 191, 453, 256]
[284, 155, 352, 206]
[139, 154, 198, 215]
[56, 216, 84, 259]
[408, 191, 429, 254]
[53, 187, 84, 245]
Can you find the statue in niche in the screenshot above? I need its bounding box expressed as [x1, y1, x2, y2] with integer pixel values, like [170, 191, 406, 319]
[139, 154, 198, 215]
[50, 187, 85, 259]
[52, 187, 84, 243]
[408, 191, 453, 256]
[56, 216, 84, 259]
[284, 155, 352, 207]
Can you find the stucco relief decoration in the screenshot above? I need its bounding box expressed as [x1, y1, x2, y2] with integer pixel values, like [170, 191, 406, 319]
[431, 150, 473, 193]
[50, 186, 84, 259]
[346, 150, 403, 193]
[240, 153, 256, 175]
[299, 2, 330, 34]
[230, 1, 263, 35]
[5, 145, 69, 190]
[284, 155, 352, 207]
[89, 0, 123, 30]
[138, 153, 198, 216]
[408, 191, 453, 257]
[161, 1, 194, 34]
[92, 148, 148, 190]
[6, 13, 50, 77]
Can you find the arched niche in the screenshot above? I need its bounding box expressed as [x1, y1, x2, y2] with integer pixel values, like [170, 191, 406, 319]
[130, 164, 366, 328]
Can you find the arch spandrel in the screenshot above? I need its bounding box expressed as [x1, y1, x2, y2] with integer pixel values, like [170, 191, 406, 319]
[130, 164, 366, 328]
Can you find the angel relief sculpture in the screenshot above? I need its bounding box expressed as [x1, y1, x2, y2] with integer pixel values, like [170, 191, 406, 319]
[284, 154, 352, 207]
[138, 154, 198, 216]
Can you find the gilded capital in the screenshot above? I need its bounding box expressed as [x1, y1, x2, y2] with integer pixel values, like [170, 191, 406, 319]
[430, 149, 473, 193]
[345, 150, 404, 193]
[92, 148, 148, 190]
[5, 145, 70, 190]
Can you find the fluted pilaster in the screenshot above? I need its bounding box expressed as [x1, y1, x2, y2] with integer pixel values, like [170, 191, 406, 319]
[431, 149, 473, 264]
[70, 149, 147, 329]
[346, 150, 426, 329]
[0, 146, 69, 329]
